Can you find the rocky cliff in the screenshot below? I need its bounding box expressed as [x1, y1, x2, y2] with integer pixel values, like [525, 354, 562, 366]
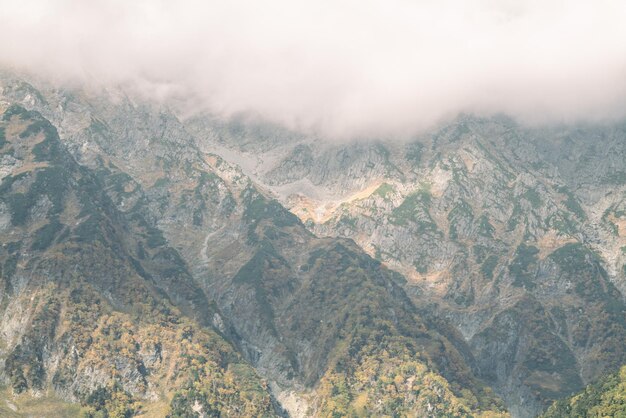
[185, 111, 626, 417]
[0, 73, 512, 416]
[2, 70, 626, 417]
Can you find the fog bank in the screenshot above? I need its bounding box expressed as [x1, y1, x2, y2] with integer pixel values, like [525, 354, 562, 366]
[1, 0, 626, 137]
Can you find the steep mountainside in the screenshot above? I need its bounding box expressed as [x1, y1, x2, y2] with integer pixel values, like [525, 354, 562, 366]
[0, 74, 512, 416]
[185, 113, 626, 417]
[0, 105, 276, 416]
[2, 71, 625, 417]
[540, 365, 626, 417]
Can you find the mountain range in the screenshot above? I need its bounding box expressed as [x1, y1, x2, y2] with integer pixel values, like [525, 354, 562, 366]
[0, 71, 625, 417]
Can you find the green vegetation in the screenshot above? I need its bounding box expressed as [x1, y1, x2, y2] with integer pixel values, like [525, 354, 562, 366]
[542, 366, 626, 418]
[547, 243, 626, 369]
[13, 83, 626, 418]
[522, 188, 542, 209]
[0, 108, 276, 417]
[475, 297, 583, 403]
[73, 213, 107, 244]
[547, 211, 579, 236]
[509, 243, 539, 289]
[413, 254, 429, 274]
[2, 104, 38, 121]
[337, 214, 358, 229]
[550, 243, 626, 314]
[390, 188, 436, 232]
[242, 192, 300, 240]
[80, 381, 138, 418]
[473, 245, 488, 264]
[556, 186, 586, 220]
[549, 243, 597, 275]
[107, 172, 136, 196]
[28, 123, 63, 162]
[372, 182, 394, 199]
[31, 218, 64, 251]
[167, 362, 273, 418]
[445, 122, 470, 142]
[481, 255, 499, 280]
[144, 225, 167, 248]
[6, 280, 276, 417]
[318, 340, 507, 418]
[0, 126, 6, 148]
[0, 166, 69, 225]
[448, 200, 474, 240]
[507, 200, 522, 231]
[5, 296, 61, 393]
[235, 207, 508, 416]
[311, 288, 507, 418]
[232, 245, 283, 335]
[152, 177, 169, 188]
[478, 214, 495, 238]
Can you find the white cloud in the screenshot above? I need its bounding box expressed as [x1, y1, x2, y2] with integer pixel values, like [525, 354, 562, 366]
[1, 0, 626, 137]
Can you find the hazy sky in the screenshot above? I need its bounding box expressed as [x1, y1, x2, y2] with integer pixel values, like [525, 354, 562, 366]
[1, 0, 626, 137]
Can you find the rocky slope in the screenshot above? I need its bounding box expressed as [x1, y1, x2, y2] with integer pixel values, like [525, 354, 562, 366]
[2, 70, 625, 417]
[185, 113, 626, 417]
[0, 73, 514, 416]
[0, 104, 276, 416]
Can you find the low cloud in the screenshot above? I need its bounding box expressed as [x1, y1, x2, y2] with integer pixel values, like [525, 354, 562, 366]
[2, 0, 626, 137]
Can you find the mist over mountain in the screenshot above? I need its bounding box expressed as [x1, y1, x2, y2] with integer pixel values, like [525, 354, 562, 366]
[2, 1, 626, 137]
[1, 2, 626, 418]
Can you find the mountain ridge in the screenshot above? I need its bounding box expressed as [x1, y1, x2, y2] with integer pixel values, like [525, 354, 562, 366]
[1, 71, 625, 417]
[0, 72, 511, 417]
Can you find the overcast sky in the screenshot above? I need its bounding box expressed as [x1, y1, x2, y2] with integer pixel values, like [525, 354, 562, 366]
[1, 0, 626, 137]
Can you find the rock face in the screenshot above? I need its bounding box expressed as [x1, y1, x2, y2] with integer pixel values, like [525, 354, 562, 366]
[1, 71, 625, 417]
[0, 74, 511, 416]
[0, 104, 275, 417]
[186, 112, 626, 416]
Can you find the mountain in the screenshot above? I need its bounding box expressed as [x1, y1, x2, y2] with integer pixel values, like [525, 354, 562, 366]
[185, 114, 626, 416]
[1, 70, 625, 417]
[0, 74, 512, 416]
[0, 103, 276, 417]
[540, 365, 626, 417]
